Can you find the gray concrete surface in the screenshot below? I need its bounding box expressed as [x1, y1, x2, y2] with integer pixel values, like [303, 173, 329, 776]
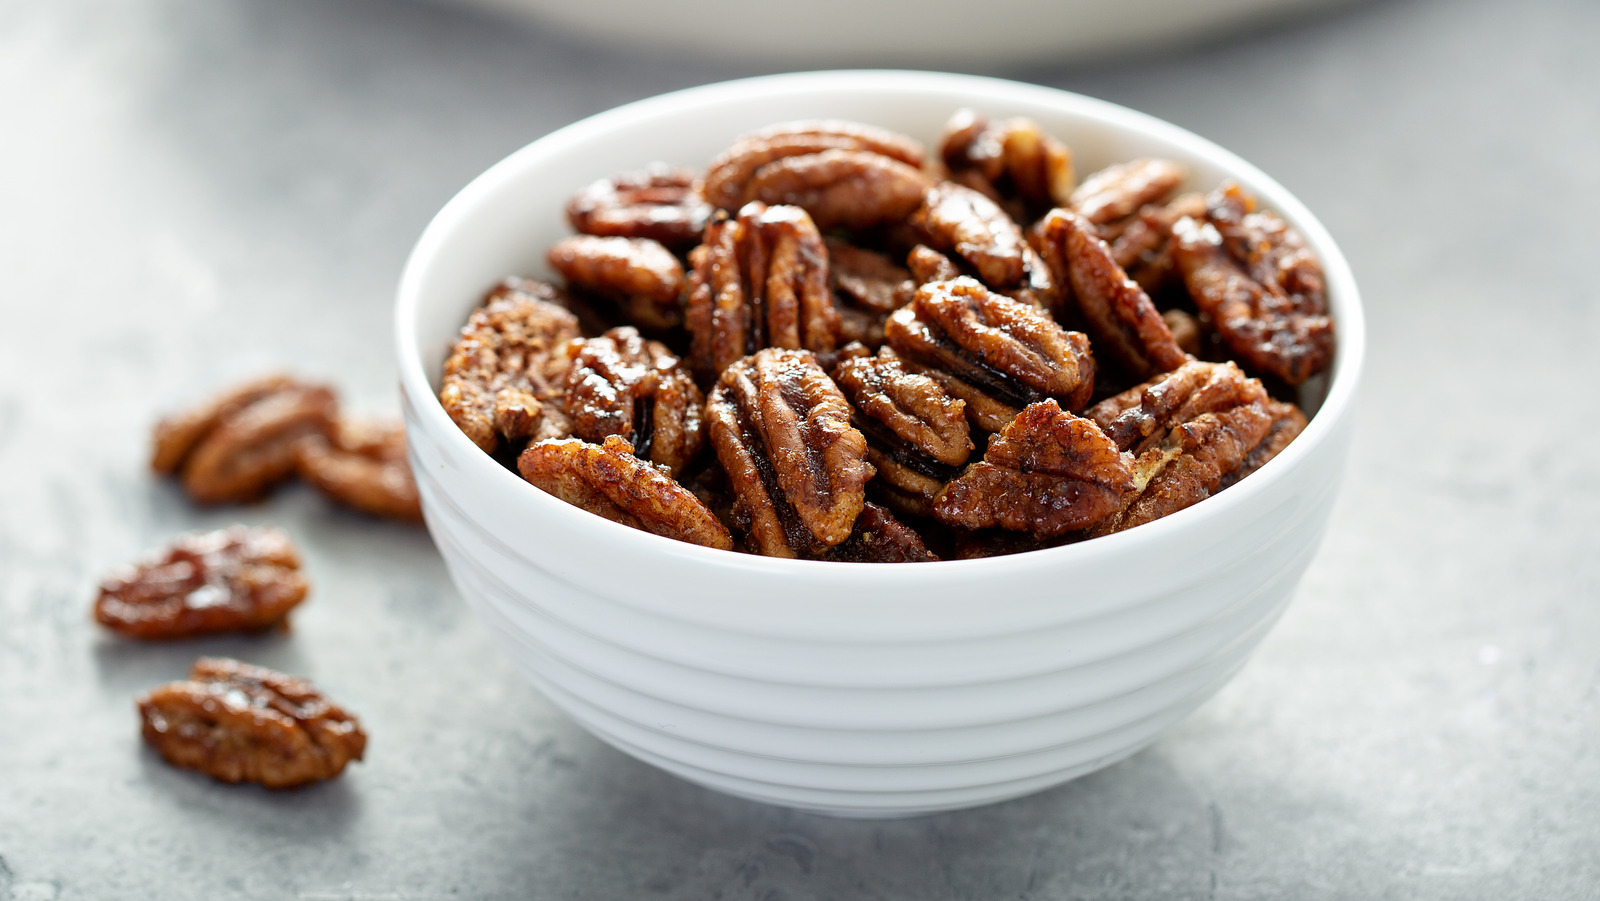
[2, 0, 1597, 897]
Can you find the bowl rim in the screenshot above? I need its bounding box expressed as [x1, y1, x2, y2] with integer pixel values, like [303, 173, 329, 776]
[395, 68, 1365, 579]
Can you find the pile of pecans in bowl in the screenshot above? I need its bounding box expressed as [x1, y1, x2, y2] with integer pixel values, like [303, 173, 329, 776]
[437, 113, 1335, 561]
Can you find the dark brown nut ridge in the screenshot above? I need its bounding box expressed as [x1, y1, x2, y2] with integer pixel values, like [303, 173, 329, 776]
[745, 148, 931, 231]
[685, 202, 840, 381]
[154, 376, 338, 504]
[439, 278, 581, 454]
[939, 108, 1075, 219]
[1068, 158, 1187, 227]
[700, 120, 925, 214]
[564, 327, 705, 476]
[138, 657, 366, 788]
[566, 163, 712, 250]
[1105, 191, 1206, 294]
[95, 526, 308, 640]
[833, 348, 971, 516]
[546, 235, 687, 331]
[706, 348, 873, 558]
[1088, 359, 1266, 454]
[933, 399, 1132, 537]
[821, 502, 938, 563]
[826, 238, 913, 349]
[293, 418, 423, 523]
[886, 278, 1094, 433]
[518, 435, 733, 550]
[1035, 208, 1186, 380]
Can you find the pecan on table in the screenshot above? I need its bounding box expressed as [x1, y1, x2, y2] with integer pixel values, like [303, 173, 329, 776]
[566, 163, 712, 251]
[439, 278, 581, 455]
[932, 399, 1132, 537]
[563, 327, 704, 476]
[833, 347, 971, 517]
[938, 108, 1074, 221]
[518, 435, 733, 550]
[138, 657, 365, 788]
[885, 278, 1094, 433]
[293, 418, 422, 523]
[1068, 158, 1187, 231]
[1034, 208, 1186, 380]
[685, 202, 840, 382]
[826, 238, 913, 349]
[821, 502, 938, 563]
[153, 376, 338, 505]
[705, 348, 873, 558]
[546, 235, 687, 331]
[95, 526, 308, 640]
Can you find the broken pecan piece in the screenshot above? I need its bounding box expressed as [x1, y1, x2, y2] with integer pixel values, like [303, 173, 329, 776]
[700, 120, 925, 214]
[885, 278, 1094, 433]
[138, 657, 365, 788]
[518, 435, 733, 550]
[95, 526, 308, 640]
[1068, 158, 1187, 228]
[685, 202, 840, 381]
[566, 163, 712, 250]
[821, 502, 938, 563]
[705, 348, 873, 557]
[939, 108, 1075, 219]
[293, 418, 422, 522]
[933, 399, 1132, 537]
[564, 327, 704, 476]
[439, 278, 580, 454]
[833, 347, 971, 517]
[546, 235, 687, 330]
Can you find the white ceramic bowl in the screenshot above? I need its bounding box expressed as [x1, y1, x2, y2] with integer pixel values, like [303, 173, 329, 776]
[395, 70, 1364, 817]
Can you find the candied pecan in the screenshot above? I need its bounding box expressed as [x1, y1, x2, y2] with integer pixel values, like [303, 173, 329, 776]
[912, 182, 1031, 290]
[566, 163, 712, 250]
[821, 502, 938, 563]
[1206, 183, 1327, 310]
[1220, 398, 1307, 489]
[744, 148, 931, 231]
[1068, 158, 1187, 227]
[1107, 192, 1206, 294]
[685, 202, 840, 381]
[95, 526, 308, 640]
[546, 235, 686, 330]
[834, 348, 971, 516]
[518, 435, 732, 550]
[138, 657, 365, 788]
[933, 400, 1132, 537]
[827, 238, 912, 348]
[939, 109, 1075, 218]
[1035, 208, 1186, 379]
[439, 279, 580, 454]
[705, 348, 872, 558]
[886, 278, 1094, 433]
[700, 120, 924, 213]
[906, 244, 963, 285]
[1088, 359, 1265, 454]
[293, 418, 422, 522]
[154, 377, 338, 505]
[563, 327, 704, 475]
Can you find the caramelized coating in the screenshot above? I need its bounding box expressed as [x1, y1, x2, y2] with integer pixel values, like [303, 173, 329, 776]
[826, 238, 912, 349]
[906, 244, 963, 285]
[1207, 183, 1327, 310]
[95, 526, 308, 640]
[933, 400, 1132, 537]
[706, 349, 873, 557]
[439, 279, 580, 454]
[293, 418, 422, 523]
[745, 148, 931, 231]
[700, 120, 925, 213]
[1068, 158, 1187, 226]
[685, 202, 840, 381]
[834, 348, 971, 516]
[564, 327, 704, 476]
[1088, 359, 1265, 454]
[163, 379, 338, 505]
[566, 163, 712, 250]
[518, 435, 733, 550]
[1221, 398, 1308, 489]
[822, 502, 938, 563]
[1035, 208, 1186, 379]
[885, 278, 1094, 433]
[138, 657, 365, 788]
[912, 182, 1031, 290]
[1107, 192, 1206, 293]
[939, 108, 1075, 218]
[152, 374, 297, 476]
[546, 235, 687, 330]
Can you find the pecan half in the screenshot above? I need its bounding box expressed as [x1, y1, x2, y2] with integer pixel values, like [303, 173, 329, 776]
[566, 163, 712, 250]
[439, 279, 580, 454]
[700, 120, 925, 213]
[834, 347, 971, 516]
[933, 399, 1132, 537]
[154, 377, 338, 505]
[95, 526, 308, 640]
[939, 108, 1075, 219]
[912, 182, 1031, 291]
[885, 278, 1094, 433]
[821, 502, 938, 563]
[1035, 208, 1186, 380]
[1068, 158, 1187, 227]
[744, 148, 931, 231]
[1106, 191, 1206, 295]
[138, 657, 366, 788]
[705, 349, 873, 557]
[826, 238, 913, 349]
[293, 418, 422, 522]
[564, 327, 704, 476]
[546, 235, 686, 331]
[518, 435, 733, 550]
[685, 202, 840, 381]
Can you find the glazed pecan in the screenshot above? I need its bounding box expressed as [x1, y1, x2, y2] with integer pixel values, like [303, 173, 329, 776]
[153, 377, 338, 505]
[834, 348, 971, 516]
[566, 163, 712, 250]
[906, 244, 964, 285]
[1163, 309, 1202, 356]
[439, 278, 580, 454]
[1035, 208, 1186, 379]
[933, 399, 1132, 537]
[705, 348, 873, 557]
[1206, 183, 1327, 311]
[564, 327, 704, 476]
[826, 238, 913, 349]
[293, 418, 422, 522]
[912, 182, 1031, 290]
[95, 526, 308, 640]
[745, 148, 931, 231]
[939, 108, 1075, 219]
[1068, 158, 1187, 228]
[685, 202, 840, 381]
[886, 278, 1094, 433]
[1105, 191, 1206, 294]
[138, 657, 365, 788]
[1088, 359, 1265, 454]
[546, 235, 687, 330]
[821, 502, 938, 563]
[700, 120, 925, 214]
[518, 435, 733, 550]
